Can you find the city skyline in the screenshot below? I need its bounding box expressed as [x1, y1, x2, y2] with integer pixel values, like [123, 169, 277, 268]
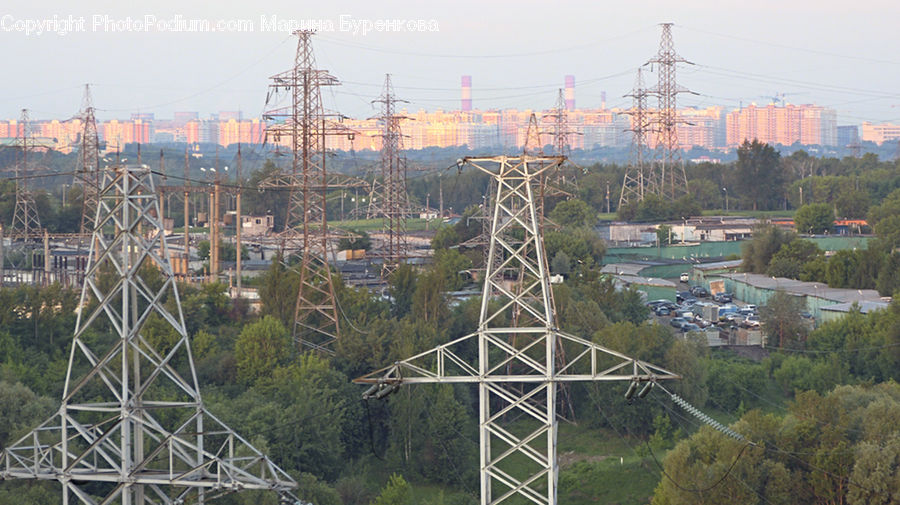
[7, 102, 893, 154]
[1, 1, 898, 126]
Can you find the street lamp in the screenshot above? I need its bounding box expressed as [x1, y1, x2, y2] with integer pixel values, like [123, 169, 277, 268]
[722, 187, 728, 212]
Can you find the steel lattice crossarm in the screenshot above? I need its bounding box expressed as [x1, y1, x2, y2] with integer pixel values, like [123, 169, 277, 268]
[354, 329, 680, 386]
[355, 155, 679, 505]
[0, 164, 296, 504]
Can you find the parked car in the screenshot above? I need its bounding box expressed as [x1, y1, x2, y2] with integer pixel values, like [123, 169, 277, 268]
[676, 291, 692, 303]
[679, 272, 690, 283]
[739, 307, 756, 317]
[713, 292, 732, 303]
[654, 306, 671, 316]
[681, 323, 701, 332]
[690, 285, 709, 298]
[741, 315, 761, 328]
[669, 317, 687, 329]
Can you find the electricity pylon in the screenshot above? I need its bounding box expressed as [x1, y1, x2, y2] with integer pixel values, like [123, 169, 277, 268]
[646, 23, 693, 201]
[0, 164, 296, 504]
[371, 74, 410, 278]
[356, 155, 680, 505]
[619, 68, 654, 207]
[9, 109, 42, 241]
[542, 91, 580, 203]
[75, 84, 101, 236]
[263, 30, 347, 352]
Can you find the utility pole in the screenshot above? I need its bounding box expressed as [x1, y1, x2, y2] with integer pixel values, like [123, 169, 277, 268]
[236, 144, 243, 296]
[0, 164, 298, 504]
[356, 155, 680, 505]
[183, 148, 191, 280]
[646, 23, 694, 201]
[209, 148, 221, 283]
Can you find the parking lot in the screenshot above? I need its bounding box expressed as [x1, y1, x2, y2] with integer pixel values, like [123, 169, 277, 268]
[647, 275, 760, 334]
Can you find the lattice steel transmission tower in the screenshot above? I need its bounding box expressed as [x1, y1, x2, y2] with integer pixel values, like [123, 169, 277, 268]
[372, 74, 410, 278]
[546, 89, 580, 158]
[75, 84, 101, 236]
[646, 23, 693, 201]
[263, 30, 343, 352]
[0, 164, 297, 504]
[357, 155, 680, 505]
[542, 90, 580, 200]
[523, 112, 544, 155]
[619, 68, 655, 207]
[9, 109, 43, 242]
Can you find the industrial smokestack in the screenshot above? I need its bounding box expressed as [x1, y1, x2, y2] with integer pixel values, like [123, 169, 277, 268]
[564, 75, 575, 111]
[601, 90, 607, 110]
[461, 75, 472, 111]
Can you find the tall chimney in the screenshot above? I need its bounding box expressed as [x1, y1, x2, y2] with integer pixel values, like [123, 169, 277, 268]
[564, 75, 575, 111]
[601, 90, 607, 109]
[461, 75, 472, 111]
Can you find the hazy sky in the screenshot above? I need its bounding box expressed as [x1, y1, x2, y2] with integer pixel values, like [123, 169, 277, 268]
[2, 0, 899, 125]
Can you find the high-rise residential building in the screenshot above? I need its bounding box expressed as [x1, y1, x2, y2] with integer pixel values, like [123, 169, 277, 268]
[860, 122, 900, 144]
[676, 106, 726, 149]
[837, 125, 860, 146]
[101, 119, 152, 151]
[726, 104, 836, 147]
[218, 118, 265, 146]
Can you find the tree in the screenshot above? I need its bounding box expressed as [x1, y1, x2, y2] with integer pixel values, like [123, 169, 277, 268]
[794, 203, 834, 234]
[760, 290, 809, 348]
[685, 178, 722, 210]
[766, 238, 823, 279]
[550, 251, 571, 276]
[389, 263, 418, 318]
[0, 381, 55, 448]
[656, 224, 676, 245]
[371, 474, 412, 505]
[258, 254, 300, 327]
[233, 316, 291, 383]
[735, 140, 783, 210]
[741, 223, 795, 273]
[339, 231, 372, 251]
[549, 199, 597, 228]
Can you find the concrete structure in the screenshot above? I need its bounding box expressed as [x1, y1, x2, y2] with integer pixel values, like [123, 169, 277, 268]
[240, 214, 274, 236]
[461, 75, 472, 111]
[564, 75, 575, 111]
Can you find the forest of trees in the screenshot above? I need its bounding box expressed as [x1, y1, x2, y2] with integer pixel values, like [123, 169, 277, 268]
[1, 232, 899, 504]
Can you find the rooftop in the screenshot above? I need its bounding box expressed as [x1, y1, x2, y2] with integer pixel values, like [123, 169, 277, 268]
[719, 272, 884, 304]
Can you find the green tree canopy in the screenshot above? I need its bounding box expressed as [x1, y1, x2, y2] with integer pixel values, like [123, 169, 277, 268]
[549, 198, 597, 228]
[794, 203, 834, 234]
[735, 140, 783, 211]
[233, 315, 291, 384]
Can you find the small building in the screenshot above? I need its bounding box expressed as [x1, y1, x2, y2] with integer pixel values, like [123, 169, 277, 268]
[819, 300, 890, 324]
[241, 214, 274, 236]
